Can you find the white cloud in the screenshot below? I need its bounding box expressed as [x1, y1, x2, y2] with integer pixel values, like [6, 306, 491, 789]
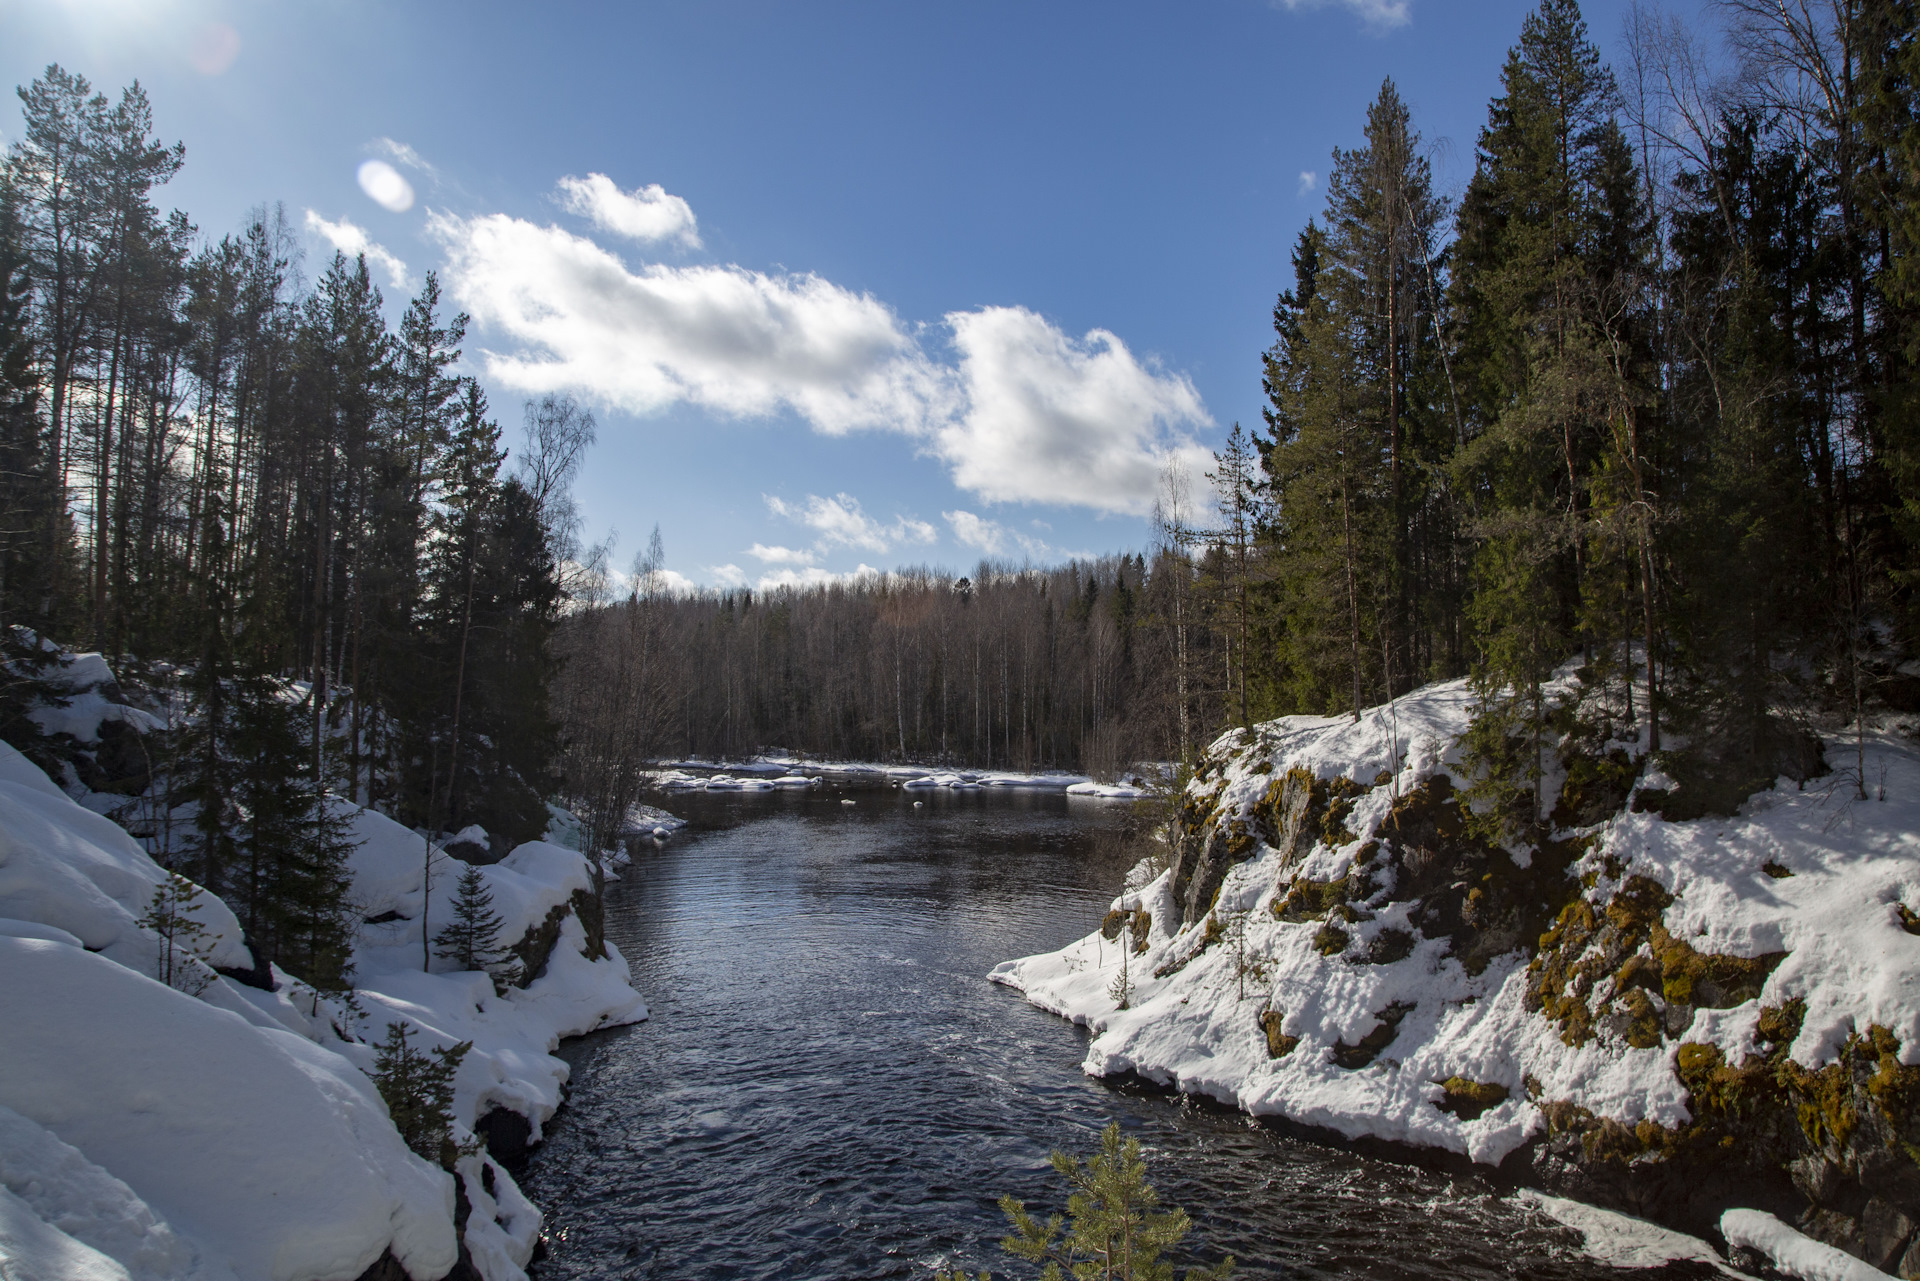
[709, 563, 749, 588]
[755, 563, 882, 590]
[303, 211, 412, 290]
[431, 211, 953, 434]
[944, 509, 1045, 559]
[356, 159, 414, 213]
[943, 510, 1091, 562]
[765, 493, 936, 555]
[1273, 0, 1410, 31]
[748, 543, 817, 565]
[372, 137, 436, 177]
[1298, 170, 1318, 195]
[557, 173, 701, 249]
[936, 307, 1212, 516]
[432, 193, 1214, 517]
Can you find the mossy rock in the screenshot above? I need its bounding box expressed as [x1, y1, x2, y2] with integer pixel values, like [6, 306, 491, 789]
[1259, 1008, 1299, 1059]
[1363, 928, 1416, 965]
[1273, 876, 1350, 923]
[1101, 907, 1151, 952]
[1435, 1077, 1510, 1122]
[1552, 746, 1640, 830]
[1330, 1002, 1412, 1069]
[1314, 924, 1350, 956]
[1531, 875, 1783, 1047]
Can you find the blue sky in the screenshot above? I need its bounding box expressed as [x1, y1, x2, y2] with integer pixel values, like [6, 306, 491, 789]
[3, 0, 1691, 589]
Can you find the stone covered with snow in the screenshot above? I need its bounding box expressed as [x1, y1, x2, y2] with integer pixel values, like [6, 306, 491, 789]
[995, 675, 1920, 1275]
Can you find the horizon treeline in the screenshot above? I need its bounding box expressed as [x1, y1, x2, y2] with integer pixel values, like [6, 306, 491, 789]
[556, 551, 1225, 789]
[0, 63, 574, 893]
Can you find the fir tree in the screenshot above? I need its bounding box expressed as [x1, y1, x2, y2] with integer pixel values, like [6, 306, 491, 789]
[434, 861, 510, 978]
[369, 1021, 473, 1169]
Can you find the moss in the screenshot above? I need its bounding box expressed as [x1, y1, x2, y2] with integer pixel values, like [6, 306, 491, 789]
[1201, 914, 1225, 949]
[1435, 1077, 1510, 1121]
[1314, 924, 1350, 956]
[1272, 876, 1351, 922]
[1330, 1002, 1413, 1069]
[1531, 875, 1783, 1047]
[1618, 988, 1664, 1049]
[1898, 903, 1920, 936]
[1101, 908, 1151, 952]
[1259, 1009, 1299, 1059]
[1251, 760, 1273, 775]
[1650, 921, 1784, 1009]
[1320, 775, 1371, 846]
[1762, 861, 1794, 879]
[1551, 746, 1640, 829]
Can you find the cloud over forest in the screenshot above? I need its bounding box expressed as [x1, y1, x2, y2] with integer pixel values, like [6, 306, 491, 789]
[430, 179, 1213, 517]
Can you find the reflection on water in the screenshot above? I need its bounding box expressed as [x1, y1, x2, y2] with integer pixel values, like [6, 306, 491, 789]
[521, 786, 1719, 1280]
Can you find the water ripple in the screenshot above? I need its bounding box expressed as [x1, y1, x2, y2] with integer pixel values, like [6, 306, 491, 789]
[523, 788, 1720, 1280]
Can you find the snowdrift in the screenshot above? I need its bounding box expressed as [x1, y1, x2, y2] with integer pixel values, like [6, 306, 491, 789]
[0, 725, 647, 1281]
[993, 675, 1920, 1275]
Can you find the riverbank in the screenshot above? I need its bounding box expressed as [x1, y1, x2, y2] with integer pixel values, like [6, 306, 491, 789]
[993, 674, 1920, 1278]
[0, 649, 648, 1281]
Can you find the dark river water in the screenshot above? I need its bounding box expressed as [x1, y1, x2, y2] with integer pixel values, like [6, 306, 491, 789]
[520, 785, 1722, 1281]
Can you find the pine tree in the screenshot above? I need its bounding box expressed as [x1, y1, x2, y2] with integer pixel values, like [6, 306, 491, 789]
[369, 1021, 473, 1168]
[985, 1121, 1234, 1281]
[434, 861, 509, 977]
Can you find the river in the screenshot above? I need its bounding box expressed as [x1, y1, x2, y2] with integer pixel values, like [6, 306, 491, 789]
[519, 784, 1724, 1280]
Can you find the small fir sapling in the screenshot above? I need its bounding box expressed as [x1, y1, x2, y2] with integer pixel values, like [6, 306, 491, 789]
[434, 860, 514, 984]
[1108, 919, 1133, 1010]
[370, 1021, 477, 1169]
[935, 1121, 1233, 1281]
[137, 870, 222, 995]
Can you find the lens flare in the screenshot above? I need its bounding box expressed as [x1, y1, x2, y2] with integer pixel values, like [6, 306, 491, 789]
[188, 23, 241, 75]
[356, 159, 414, 213]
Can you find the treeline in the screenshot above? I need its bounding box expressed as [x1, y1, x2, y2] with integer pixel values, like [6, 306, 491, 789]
[555, 552, 1227, 830]
[0, 67, 574, 987]
[1245, 0, 1920, 820]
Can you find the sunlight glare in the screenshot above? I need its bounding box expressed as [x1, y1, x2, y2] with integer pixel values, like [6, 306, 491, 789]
[356, 159, 414, 213]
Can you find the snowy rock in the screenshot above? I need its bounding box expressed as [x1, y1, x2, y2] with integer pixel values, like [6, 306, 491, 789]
[0, 937, 457, 1281]
[996, 674, 1920, 1270]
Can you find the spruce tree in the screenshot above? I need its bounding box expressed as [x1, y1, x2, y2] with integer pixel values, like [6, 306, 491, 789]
[434, 861, 509, 977]
[1450, 0, 1652, 820]
[369, 1021, 473, 1168]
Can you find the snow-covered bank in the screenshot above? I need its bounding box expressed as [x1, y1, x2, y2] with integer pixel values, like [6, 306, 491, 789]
[993, 675, 1920, 1275]
[0, 691, 648, 1281]
[650, 755, 1115, 794]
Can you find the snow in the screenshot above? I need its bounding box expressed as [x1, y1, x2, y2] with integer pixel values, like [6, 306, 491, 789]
[24, 649, 166, 745]
[0, 682, 649, 1281]
[1520, 1192, 1748, 1276]
[1067, 781, 1146, 800]
[0, 937, 457, 1281]
[0, 1186, 133, 1281]
[993, 674, 1920, 1171]
[1721, 1209, 1894, 1281]
[0, 740, 251, 975]
[0, 1104, 224, 1281]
